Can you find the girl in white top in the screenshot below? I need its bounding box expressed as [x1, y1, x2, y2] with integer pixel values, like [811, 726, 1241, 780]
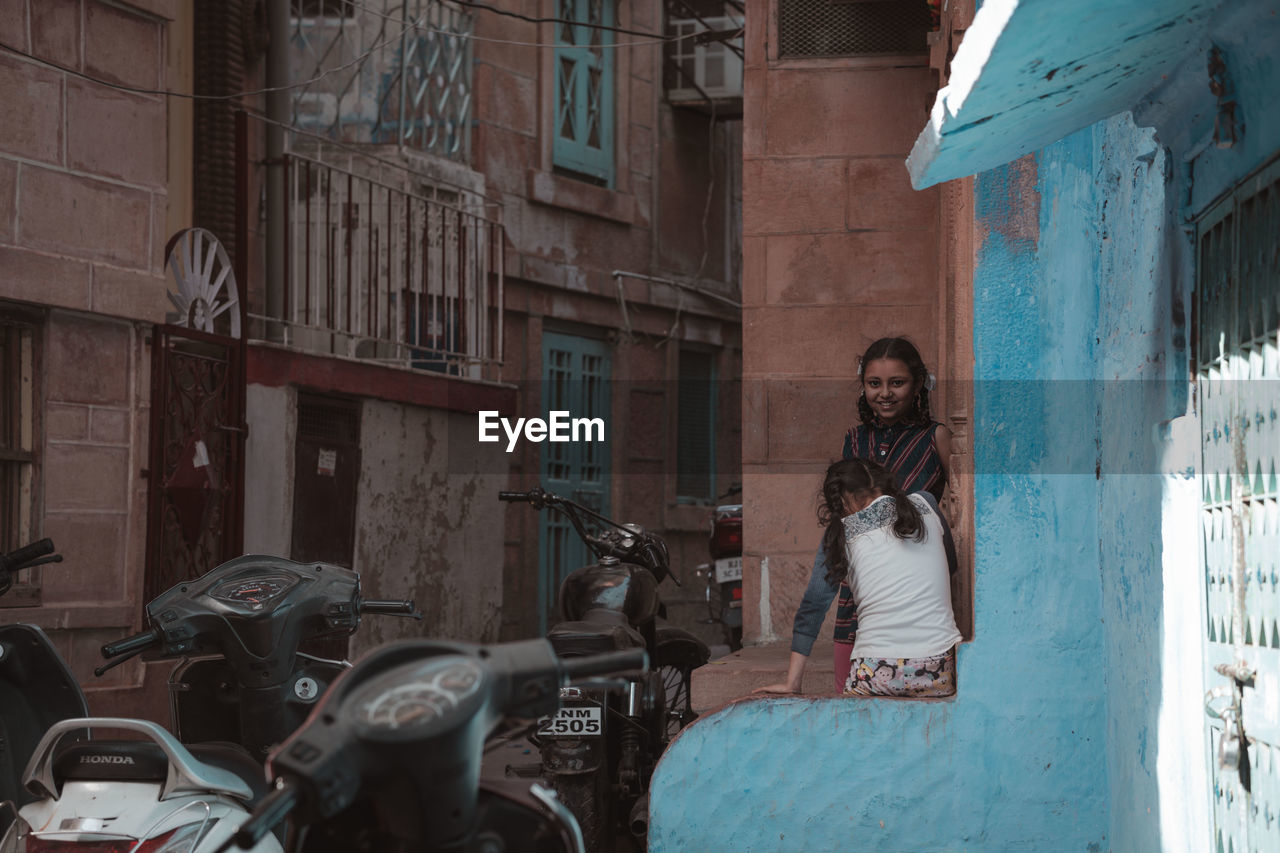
[756, 458, 960, 697]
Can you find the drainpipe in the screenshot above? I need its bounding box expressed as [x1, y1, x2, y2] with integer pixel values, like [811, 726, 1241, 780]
[265, 0, 289, 342]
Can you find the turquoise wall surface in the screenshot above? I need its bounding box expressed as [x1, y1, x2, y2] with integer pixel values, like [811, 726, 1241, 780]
[646, 3, 1280, 850]
[649, 138, 1134, 851]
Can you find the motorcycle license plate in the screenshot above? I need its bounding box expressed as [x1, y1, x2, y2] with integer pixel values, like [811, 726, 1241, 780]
[714, 557, 742, 583]
[537, 706, 602, 737]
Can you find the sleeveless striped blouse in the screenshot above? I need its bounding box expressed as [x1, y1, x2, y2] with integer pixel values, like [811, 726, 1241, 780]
[835, 420, 946, 643]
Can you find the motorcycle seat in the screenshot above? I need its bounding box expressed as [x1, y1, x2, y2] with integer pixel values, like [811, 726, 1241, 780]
[52, 741, 171, 783]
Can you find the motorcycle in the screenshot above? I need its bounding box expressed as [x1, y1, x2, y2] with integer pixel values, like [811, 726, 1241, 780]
[498, 487, 710, 851]
[1, 555, 418, 852]
[0, 539, 89, 839]
[218, 638, 648, 853]
[696, 488, 743, 651]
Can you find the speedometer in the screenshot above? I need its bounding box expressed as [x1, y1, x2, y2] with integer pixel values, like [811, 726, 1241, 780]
[350, 656, 485, 733]
[210, 572, 299, 610]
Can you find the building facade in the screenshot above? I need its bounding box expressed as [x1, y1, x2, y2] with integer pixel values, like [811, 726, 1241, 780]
[1, 0, 742, 720]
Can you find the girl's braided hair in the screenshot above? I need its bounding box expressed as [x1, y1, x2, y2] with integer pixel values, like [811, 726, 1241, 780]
[819, 457, 924, 586]
[856, 337, 934, 427]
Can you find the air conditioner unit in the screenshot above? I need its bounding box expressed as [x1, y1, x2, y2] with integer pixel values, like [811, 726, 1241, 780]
[665, 16, 745, 105]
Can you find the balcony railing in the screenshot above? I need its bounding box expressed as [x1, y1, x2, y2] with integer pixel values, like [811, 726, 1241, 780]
[240, 115, 504, 375]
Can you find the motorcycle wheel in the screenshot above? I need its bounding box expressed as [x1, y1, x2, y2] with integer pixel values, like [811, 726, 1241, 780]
[659, 663, 698, 741]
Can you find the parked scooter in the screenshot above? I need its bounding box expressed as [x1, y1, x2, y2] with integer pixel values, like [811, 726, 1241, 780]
[1, 555, 418, 852]
[0, 539, 88, 839]
[696, 487, 743, 651]
[220, 638, 648, 853]
[499, 486, 710, 851]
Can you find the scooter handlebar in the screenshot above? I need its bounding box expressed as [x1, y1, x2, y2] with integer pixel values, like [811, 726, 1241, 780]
[2, 538, 55, 573]
[497, 491, 531, 502]
[360, 599, 421, 619]
[101, 627, 161, 659]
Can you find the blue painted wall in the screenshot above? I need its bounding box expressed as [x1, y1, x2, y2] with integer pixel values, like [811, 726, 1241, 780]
[649, 133, 1143, 853]
[648, 3, 1280, 850]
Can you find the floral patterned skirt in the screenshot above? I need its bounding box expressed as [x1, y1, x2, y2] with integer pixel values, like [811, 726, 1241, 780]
[843, 648, 956, 697]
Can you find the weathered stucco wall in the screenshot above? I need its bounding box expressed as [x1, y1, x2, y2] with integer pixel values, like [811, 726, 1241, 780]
[652, 97, 1228, 853]
[650, 145, 1117, 851]
[243, 383, 294, 558]
[350, 401, 507, 655]
[243, 380, 509, 656]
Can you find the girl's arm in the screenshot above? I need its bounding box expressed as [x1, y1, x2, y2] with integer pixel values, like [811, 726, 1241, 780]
[789, 545, 840, 657]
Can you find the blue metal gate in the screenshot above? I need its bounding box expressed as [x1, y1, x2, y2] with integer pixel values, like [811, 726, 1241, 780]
[539, 331, 611, 632]
[1197, 157, 1280, 853]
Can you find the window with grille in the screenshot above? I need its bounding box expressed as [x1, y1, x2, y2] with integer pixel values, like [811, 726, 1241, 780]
[554, 0, 615, 186]
[677, 349, 717, 502]
[777, 0, 932, 59]
[0, 312, 40, 607]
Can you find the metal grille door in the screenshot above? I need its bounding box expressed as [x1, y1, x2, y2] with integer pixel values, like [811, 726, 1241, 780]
[539, 332, 611, 632]
[145, 327, 246, 603]
[1197, 158, 1280, 853]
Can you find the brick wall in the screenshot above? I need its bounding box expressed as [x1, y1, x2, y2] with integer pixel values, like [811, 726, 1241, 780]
[0, 0, 175, 719]
[740, 2, 954, 643]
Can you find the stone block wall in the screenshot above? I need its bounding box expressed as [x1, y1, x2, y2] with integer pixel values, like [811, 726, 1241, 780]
[0, 0, 175, 719]
[741, 2, 946, 643]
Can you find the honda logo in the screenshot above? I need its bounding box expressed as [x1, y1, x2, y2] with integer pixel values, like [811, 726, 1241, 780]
[79, 754, 135, 765]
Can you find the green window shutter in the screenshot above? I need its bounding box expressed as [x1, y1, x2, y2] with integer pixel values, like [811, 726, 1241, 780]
[553, 0, 615, 186]
[677, 350, 716, 502]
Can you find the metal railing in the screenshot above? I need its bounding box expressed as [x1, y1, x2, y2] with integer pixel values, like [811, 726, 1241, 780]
[240, 114, 504, 375]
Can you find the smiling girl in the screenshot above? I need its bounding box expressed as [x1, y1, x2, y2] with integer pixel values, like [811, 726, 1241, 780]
[755, 338, 954, 695]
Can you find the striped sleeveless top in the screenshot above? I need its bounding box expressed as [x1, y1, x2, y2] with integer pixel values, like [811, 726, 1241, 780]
[841, 421, 946, 500]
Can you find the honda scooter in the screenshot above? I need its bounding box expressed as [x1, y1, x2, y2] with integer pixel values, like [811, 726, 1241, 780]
[1, 555, 417, 852]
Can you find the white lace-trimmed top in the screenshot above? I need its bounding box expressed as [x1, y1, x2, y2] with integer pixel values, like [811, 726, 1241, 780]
[843, 493, 962, 659]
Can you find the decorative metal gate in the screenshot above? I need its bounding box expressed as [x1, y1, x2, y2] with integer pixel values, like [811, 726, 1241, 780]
[539, 331, 611, 632]
[144, 229, 247, 604]
[1197, 157, 1280, 853]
